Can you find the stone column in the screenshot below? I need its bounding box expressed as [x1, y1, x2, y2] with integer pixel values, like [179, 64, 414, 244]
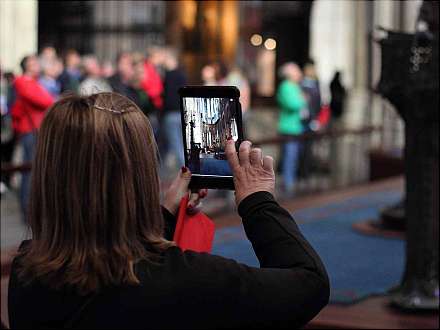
[0, 0, 38, 73]
[310, 0, 369, 187]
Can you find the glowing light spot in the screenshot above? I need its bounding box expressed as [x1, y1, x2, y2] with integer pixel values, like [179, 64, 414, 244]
[264, 38, 277, 50]
[250, 34, 263, 46]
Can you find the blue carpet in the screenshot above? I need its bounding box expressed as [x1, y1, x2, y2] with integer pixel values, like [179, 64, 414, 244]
[211, 189, 405, 304]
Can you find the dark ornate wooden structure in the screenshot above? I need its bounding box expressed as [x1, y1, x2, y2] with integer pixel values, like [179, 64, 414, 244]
[376, 1, 439, 311]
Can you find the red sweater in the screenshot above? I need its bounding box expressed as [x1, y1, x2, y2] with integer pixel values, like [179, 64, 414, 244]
[141, 61, 163, 110]
[11, 76, 54, 135]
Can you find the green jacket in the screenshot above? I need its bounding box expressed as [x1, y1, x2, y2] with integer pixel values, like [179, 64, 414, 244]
[277, 80, 306, 135]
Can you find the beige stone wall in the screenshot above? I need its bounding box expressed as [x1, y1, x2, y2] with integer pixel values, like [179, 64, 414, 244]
[308, 0, 423, 184]
[310, 0, 422, 151]
[0, 0, 38, 74]
[309, 0, 356, 103]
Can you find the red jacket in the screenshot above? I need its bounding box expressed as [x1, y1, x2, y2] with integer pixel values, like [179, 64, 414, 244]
[141, 61, 163, 110]
[11, 76, 54, 135]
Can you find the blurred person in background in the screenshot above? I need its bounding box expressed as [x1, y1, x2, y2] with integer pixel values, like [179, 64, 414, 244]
[0, 72, 7, 115]
[4, 71, 17, 110]
[39, 45, 57, 64]
[162, 47, 186, 168]
[0, 69, 7, 195]
[214, 61, 229, 85]
[329, 71, 346, 121]
[277, 62, 307, 194]
[11, 55, 54, 220]
[132, 53, 158, 136]
[1, 69, 16, 194]
[201, 63, 218, 86]
[101, 60, 115, 79]
[298, 59, 322, 180]
[108, 52, 138, 102]
[224, 66, 251, 119]
[59, 49, 82, 93]
[141, 46, 164, 111]
[78, 55, 112, 96]
[328, 71, 347, 182]
[39, 58, 63, 99]
[301, 60, 321, 130]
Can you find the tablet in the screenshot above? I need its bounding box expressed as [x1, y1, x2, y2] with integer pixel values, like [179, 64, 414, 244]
[179, 86, 244, 190]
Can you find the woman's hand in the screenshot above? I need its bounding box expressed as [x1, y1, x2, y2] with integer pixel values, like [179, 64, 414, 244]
[225, 140, 275, 206]
[162, 167, 208, 216]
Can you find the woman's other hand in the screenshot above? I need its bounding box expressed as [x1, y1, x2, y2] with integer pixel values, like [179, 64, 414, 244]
[225, 140, 275, 206]
[162, 167, 208, 215]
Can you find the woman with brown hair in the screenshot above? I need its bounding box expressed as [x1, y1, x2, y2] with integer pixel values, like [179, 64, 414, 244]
[8, 92, 329, 329]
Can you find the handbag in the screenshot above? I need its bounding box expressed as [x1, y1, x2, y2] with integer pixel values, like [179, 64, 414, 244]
[173, 195, 215, 253]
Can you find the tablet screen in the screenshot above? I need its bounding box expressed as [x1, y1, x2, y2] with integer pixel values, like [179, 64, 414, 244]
[182, 97, 239, 176]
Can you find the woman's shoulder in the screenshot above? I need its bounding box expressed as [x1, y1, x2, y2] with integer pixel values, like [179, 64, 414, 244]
[162, 246, 247, 271]
[138, 246, 251, 284]
[11, 242, 248, 293]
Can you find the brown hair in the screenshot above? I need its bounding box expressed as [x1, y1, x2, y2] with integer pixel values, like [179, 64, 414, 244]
[18, 92, 174, 294]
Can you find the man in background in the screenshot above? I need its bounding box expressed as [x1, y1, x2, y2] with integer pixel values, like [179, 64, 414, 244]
[301, 60, 321, 129]
[59, 49, 82, 93]
[108, 52, 138, 102]
[1, 69, 16, 195]
[299, 59, 322, 179]
[78, 55, 112, 96]
[162, 47, 186, 168]
[39, 58, 63, 99]
[11, 55, 54, 220]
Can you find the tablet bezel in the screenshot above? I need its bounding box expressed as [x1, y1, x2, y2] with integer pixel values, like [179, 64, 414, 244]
[178, 86, 243, 190]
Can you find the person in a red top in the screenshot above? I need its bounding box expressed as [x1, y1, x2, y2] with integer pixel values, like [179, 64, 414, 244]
[12, 55, 54, 134]
[12, 55, 54, 221]
[141, 47, 164, 111]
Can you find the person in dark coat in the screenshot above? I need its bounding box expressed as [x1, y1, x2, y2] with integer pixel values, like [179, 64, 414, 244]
[329, 71, 346, 119]
[58, 49, 82, 93]
[8, 92, 329, 329]
[108, 52, 139, 104]
[299, 60, 322, 179]
[162, 47, 187, 167]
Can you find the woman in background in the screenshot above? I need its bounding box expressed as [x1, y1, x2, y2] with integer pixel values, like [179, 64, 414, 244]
[277, 62, 308, 194]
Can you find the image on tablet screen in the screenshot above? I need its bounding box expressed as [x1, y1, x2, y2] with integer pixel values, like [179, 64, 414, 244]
[182, 97, 238, 176]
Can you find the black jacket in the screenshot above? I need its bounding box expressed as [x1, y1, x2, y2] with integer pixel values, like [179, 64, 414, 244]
[329, 74, 346, 119]
[8, 192, 329, 329]
[108, 74, 140, 105]
[163, 68, 186, 112]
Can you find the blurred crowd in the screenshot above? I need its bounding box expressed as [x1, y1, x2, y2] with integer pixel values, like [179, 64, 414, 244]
[0, 46, 258, 171]
[0, 46, 189, 219]
[1, 44, 346, 219]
